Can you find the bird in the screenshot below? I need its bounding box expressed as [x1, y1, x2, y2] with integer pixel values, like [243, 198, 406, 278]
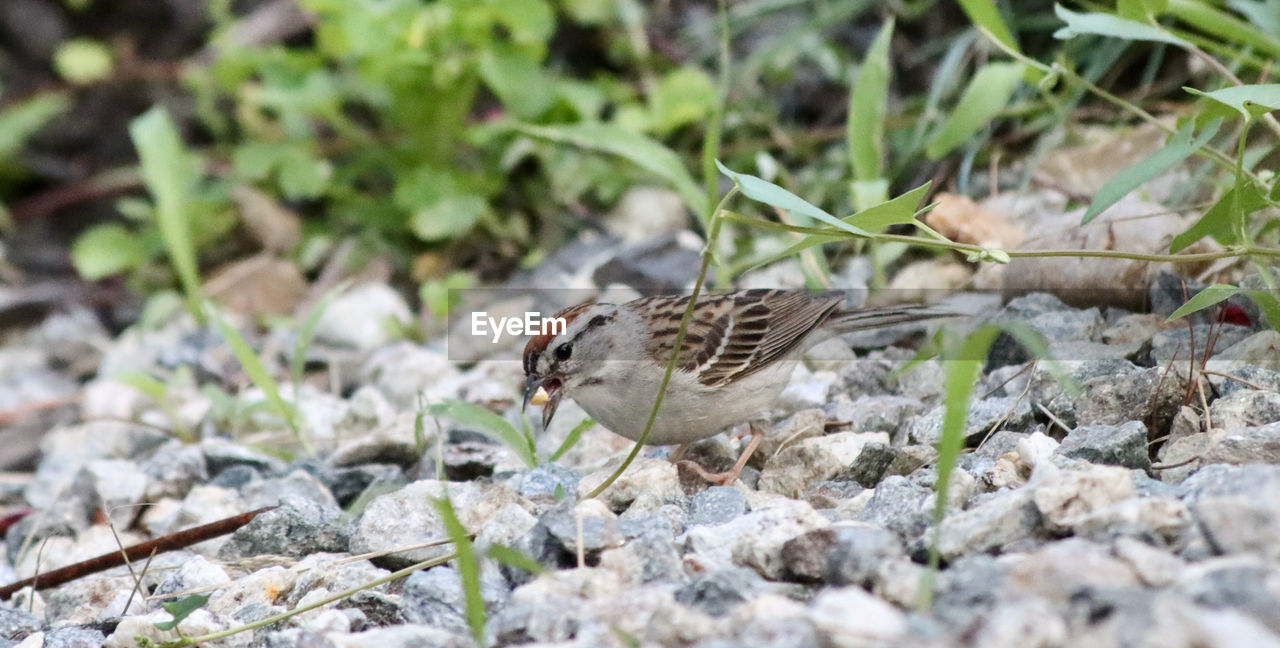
[522, 288, 952, 485]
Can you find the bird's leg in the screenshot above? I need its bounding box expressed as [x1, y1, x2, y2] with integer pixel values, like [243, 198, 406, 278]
[669, 443, 691, 462]
[688, 421, 765, 486]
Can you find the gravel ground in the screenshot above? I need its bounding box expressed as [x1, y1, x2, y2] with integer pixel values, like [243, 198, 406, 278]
[2, 237, 1280, 647]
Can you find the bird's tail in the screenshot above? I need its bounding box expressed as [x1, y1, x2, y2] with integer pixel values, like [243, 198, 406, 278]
[824, 304, 958, 333]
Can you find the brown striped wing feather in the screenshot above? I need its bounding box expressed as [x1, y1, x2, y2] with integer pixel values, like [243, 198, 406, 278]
[627, 289, 843, 388]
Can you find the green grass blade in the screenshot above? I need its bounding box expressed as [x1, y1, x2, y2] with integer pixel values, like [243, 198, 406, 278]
[487, 543, 546, 575]
[1082, 117, 1222, 223]
[925, 62, 1024, 160]
[208, 305, 306, 451]
[291, 280, 352, 392]
[154, 593, 210, 631]
[1166, 284, 1242, 321]
[849, 19, 893, 186]
[1165, 0, 1280, 56]
[512, 122, 706, 223]
[919, 325, 1000, 610]
[957, 0, 1020, 54]
[1170, 182, 1262, 252]
[549, 418, 595, 462]
[129, 107, 204, 322]
[434, 496, 485, 646]
[429, 400, 537, 468]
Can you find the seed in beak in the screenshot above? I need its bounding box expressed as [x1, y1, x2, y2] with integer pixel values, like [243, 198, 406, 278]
[529, 385, 550, 406]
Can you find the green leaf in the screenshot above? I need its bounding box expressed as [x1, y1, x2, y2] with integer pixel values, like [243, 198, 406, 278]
[410, 194, 488, 242]
[715, 161, 871, 238]
[1166, 0, 1280, 56]
[1170, 182, 1263, 252]
[1185, 84, 1280, 121]
[479, 43, 556, 120]
[154, 593, 210, 631]
[925, 62, 1023, 160]
[1166, 284, 1242, 321]
[1082, 117, 1223, 223]
[848, 19, 893, 186]
[129, 107, 203, 319]
[1228, 0, 1280, 40]
[53, 38, 113, 84]
[434, 496, 486, 646]
[512, 122, 705, 221]
[845, 182, 932, 231]
[957, 0, 1019, 54]
[0, 94, 68, 158]
[276, 147, 331, 200]
[649, 67, 717, 136]
[1244, 289, 1280, 332]
[549, 417, 595, 462]
[429, 400, 537, 468]
[487, 543, 546, 575]
[1052, 5, 1191, 46]
[71, 223, 147, 280]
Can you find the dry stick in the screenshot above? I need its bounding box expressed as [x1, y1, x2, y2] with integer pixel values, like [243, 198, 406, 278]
[1200, 369, 1268, 392]
[124, 549, 159, 615]
[0, 507, 275, 599]
[1035, 402, 1071, 435]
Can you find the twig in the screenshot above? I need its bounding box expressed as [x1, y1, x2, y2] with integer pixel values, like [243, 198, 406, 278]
[1200, 369, 1268, 392]
[0, 507, 275, 599]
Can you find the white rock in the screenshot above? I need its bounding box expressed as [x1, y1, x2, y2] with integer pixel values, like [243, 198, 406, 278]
[577, 457, 681, 512]
[314, 283, 412, 350]
[760, 432, 890, 497]
[809, 585, 908, 647]
[1033, 465, 1135, 532]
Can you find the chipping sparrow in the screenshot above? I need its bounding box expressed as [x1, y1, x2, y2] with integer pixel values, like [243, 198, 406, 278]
[522, 289, 950, 484]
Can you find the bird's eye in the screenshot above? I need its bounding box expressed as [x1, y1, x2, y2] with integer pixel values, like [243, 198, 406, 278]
[555, 343, 572, 361]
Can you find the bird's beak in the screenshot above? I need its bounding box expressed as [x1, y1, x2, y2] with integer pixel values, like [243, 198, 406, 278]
[523, 374, 564, 429]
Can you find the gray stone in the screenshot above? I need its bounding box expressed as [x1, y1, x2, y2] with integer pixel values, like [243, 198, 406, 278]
[592, 231, 700, 292]
[836, 347, 916, 401]
[70, 459, 148, 530]
[43, 626, 106, 648]
[600, 527, 685, 585]
[219, 494, 347, 558]
[540, 499, 624, 556]
[141, 441, 208, 500]
[517, 463, 579, 501]
[853, 476, 933, 542]
[1073, 366, 1192, 433]
[827, 395, 924, 436]
[781, 522, 903, 586]
[1054, 420, 1151, 470]
[1212, 330, 1280, 373]
[931, 554, 1015, 630]
[688, 486, 747, 527]
[327, 623, 472, 648]
[909, 396, 1034, 446]
[1191, 475, 1280, 561]
[835, 442, 897, 488]
[1205, 422, 1280, 465]
[1209, 390, 1280, 431]
[322, 463, 405, 508]
[1177, 562, 1280, 634]
[675, 567, 765, 617]
[399, 565, 510, 637]
[1146, 323, 1253, 367]
[0, 605, 40, 641]
[985, 294, 1103, 367]
[808, 585, 908, 646]
[934, 488, 1041, 560]
[1204, 366, 1280, 396]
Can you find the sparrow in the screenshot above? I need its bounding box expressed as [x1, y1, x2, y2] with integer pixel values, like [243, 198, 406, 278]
[522, 289, 950, 484]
